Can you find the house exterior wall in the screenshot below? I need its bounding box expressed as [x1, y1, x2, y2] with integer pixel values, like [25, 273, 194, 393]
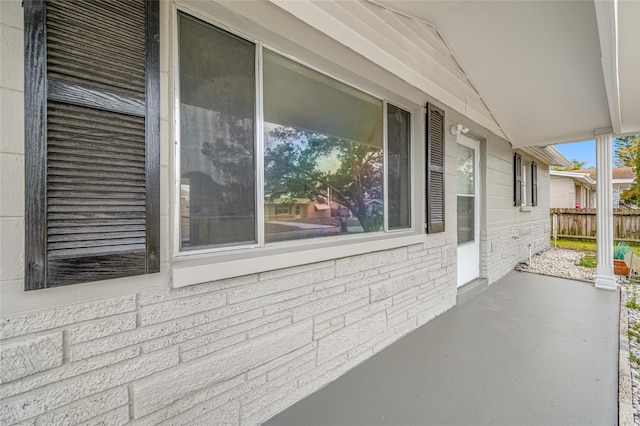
[550, 175, 578, 208]
[0, 1, 549, 424]
[480, 143, 551, 283]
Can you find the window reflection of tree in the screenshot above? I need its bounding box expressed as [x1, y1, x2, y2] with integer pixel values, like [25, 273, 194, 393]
[456, 145, 475, 244]
[457, 154, 474, 193]
[265, 126, 383, 233]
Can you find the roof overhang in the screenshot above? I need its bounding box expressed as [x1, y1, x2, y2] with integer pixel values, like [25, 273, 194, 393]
[273, 0, 639, 149]
[549, 170, 596, 187]
[521, 146, 572, 169]
[373, 0, 640, 148]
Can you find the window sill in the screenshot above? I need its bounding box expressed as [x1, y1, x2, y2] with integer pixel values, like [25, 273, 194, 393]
[520, 206, 534, 212]
[171, 232, 426, 288]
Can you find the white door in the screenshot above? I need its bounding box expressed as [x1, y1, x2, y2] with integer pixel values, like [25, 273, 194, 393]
[457, 135, 480, 287]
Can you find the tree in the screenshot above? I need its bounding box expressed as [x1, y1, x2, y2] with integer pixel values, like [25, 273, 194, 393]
[264, 126, 383, 232]
[615, 135, 640, 206]
[615, 135, 640, 168]
[552, 158, 586, 171]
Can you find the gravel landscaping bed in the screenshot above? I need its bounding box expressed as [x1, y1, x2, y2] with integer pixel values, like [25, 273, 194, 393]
[515, 247, 597, 282]
[626, 286, 640, 425]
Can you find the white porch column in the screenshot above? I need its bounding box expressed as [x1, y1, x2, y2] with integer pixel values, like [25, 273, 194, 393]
[595, 132, 617, 290]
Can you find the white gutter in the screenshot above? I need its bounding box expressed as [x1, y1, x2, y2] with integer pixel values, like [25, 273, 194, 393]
[521, 146, 572, 169]
[549, 170, 597, 188]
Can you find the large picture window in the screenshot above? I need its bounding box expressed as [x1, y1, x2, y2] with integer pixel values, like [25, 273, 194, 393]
[178, 12, 411, 252]
[263, 51, 384, 242]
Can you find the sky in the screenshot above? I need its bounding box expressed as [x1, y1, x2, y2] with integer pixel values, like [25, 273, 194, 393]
[554, 140, 597, 169]
[554, 138, 636, 169]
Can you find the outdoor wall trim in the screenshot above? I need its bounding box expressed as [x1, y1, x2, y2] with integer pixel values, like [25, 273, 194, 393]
[172, 233, 427, 288]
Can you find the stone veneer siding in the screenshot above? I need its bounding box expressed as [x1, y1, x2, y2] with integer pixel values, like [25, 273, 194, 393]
[0, 238, 457, 425]
[482, 218, 550, 284]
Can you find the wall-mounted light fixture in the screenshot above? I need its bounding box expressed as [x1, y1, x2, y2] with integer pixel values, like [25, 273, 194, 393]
[450, 123, 469, 135]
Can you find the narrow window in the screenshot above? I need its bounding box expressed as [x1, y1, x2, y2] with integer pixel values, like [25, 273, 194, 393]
[531, 162, 538, 206]
[263, 50, 384, 242]
[24, 0, 160, 289]
[513, 153, 523, 206]
[457, 143, 475, 244]
[387, 104, 411, 229]
[521, 163, 527, 206]
[178, 13, 256, 250]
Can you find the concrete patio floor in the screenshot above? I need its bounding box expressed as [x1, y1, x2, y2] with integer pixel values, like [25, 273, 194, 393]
[265, 271, 620, 426]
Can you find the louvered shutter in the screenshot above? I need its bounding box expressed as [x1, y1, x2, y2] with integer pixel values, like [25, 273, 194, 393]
[531, 162, 538, 207]
[426, 103, 445, 233]
[25, 0, 160, 290]
[513, 153, 522, 206]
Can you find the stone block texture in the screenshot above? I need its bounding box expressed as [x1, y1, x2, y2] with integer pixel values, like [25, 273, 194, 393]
[482, 218, 550, 284]
[0, 242, 457, 425]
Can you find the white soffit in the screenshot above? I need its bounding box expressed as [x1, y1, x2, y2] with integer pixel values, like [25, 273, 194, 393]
[380, 0, 614, 148]
[269, 0, 507, 140]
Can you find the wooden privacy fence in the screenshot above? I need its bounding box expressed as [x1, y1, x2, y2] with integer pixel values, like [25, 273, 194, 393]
[551, 208, 640, 242]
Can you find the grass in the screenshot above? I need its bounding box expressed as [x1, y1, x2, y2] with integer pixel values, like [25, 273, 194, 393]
[552, 238, 640, 255]
[578, 256, 597, 268]
[553, 238, 597, 252]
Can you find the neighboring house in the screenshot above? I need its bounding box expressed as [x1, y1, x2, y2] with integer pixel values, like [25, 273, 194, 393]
[1, 1, 638, 425]
[265, 198, 333, 221]
[581, 167, 635, 208]
[550, 167, 634, 209]
[549, 170, 596, 208]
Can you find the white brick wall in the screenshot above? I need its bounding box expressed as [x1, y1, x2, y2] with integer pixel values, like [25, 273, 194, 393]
[0, 333, 63, 383]
[0, 243, 457, 425]
[482, 218, 550, 283]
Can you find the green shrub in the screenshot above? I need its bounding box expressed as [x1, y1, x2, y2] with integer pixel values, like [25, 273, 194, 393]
[615, 242, 629, 260]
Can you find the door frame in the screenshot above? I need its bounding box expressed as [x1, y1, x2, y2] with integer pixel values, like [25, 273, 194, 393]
[456, 134, 480, 287]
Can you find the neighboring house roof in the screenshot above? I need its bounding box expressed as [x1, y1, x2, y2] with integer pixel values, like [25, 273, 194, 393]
[551, 167, 636, 192]
[578, 167, 635, 184]
[549, 170, 596, 188]
[576, 167, 635, 185]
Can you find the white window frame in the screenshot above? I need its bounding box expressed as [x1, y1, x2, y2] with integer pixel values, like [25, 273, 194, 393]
[519, 158, 538, 211]
[170, 4, 422, 287]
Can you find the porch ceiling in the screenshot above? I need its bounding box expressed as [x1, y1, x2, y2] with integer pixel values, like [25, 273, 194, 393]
[374, 0, 640, 148]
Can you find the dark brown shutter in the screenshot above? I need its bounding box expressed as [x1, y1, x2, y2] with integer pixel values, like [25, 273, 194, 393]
[25, 0, 160, 290]
[426, 103, 445, 233]
[531, 162, 538, 207]
[513, 153, 522, 206]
